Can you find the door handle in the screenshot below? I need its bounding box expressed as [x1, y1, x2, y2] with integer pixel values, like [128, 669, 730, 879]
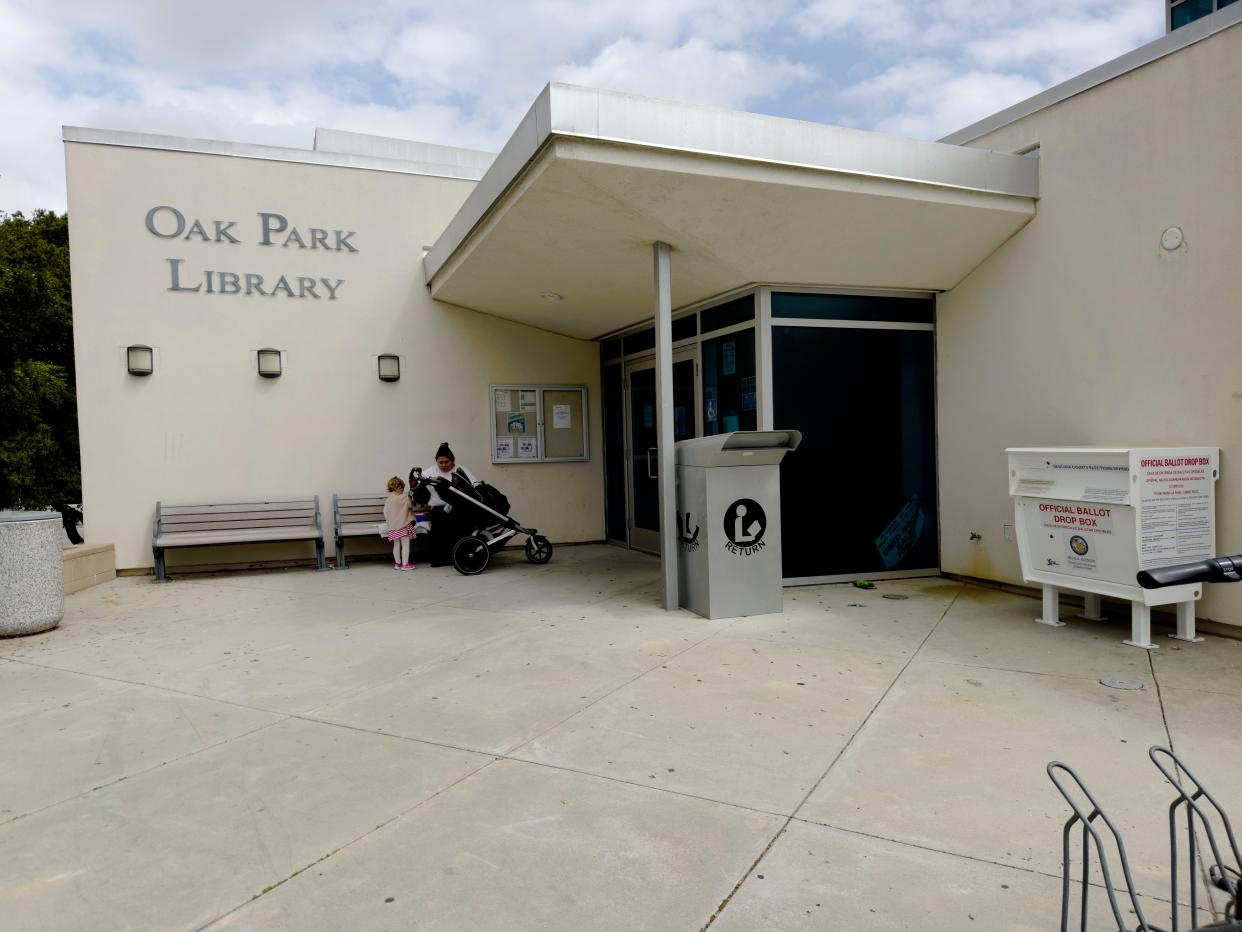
[646, 448, 658, 479]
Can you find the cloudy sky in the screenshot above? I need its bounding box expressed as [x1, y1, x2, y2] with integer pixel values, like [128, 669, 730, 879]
[1, 0, 1163, 213]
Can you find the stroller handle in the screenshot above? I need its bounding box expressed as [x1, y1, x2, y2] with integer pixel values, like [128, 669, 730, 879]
[1137, 555, 1242, 589]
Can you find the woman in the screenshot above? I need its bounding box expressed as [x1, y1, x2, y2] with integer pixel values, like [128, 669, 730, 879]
[424, 441, 481, 567]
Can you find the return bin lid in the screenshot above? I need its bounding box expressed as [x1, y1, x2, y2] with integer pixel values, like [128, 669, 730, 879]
[675, 430, 802, 467]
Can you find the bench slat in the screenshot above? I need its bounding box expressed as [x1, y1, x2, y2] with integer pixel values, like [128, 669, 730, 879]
[160, 500, 317, 516]
[161, 507, 315, 521]
[160, 520, 318, 535]
[157, 527, 320, 548]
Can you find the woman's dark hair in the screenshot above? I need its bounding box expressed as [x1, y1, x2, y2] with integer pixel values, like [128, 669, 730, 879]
[435, 441, 454, 461]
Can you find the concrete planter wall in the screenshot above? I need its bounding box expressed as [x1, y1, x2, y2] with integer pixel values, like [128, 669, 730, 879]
[64, 543, 116, 594]
[0, 511, 65, 637]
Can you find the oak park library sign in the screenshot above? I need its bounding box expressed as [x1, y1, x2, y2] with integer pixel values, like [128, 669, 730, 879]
[146, 206, 356, 300]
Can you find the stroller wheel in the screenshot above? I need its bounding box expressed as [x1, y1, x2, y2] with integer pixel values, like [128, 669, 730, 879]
[525, 535, 553, 565]
[452, 535, 491, 575]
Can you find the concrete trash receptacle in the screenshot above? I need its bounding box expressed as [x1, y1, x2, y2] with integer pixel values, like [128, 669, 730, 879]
[675, 430, 801, 619]
[0, 511, 65, 637]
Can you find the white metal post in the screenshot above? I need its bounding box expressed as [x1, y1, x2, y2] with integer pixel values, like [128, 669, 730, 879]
[1036, 584, 1064, 626]
[1126, 601, 1158, 650]
[1172, 601, 1203, 642]
[756, 287, 774, 431]
[1079, 593, 1106, 621]
[653, 242, 678, 610]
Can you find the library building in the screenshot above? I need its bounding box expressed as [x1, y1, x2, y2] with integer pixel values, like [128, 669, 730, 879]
[64, 5, 1241, 626]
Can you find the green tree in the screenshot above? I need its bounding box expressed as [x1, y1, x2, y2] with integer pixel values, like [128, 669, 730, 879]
[0, 210, 79, 509]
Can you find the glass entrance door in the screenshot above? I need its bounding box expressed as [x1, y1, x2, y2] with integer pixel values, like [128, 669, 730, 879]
[772, 321, 937, 581]
[625, 352, 696, 553]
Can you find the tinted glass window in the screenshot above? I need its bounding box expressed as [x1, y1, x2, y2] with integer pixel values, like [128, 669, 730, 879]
[602, 363, 627, 541]
[702, 329, 756, 436]
[1171, 0, 1213, 27]
[773, 326, 937, 579]
[700, 296, 754, 333]
[622, 328, 655, 355]
[772, 292, 933, 324]
[672, 314, 698, 342]
[601, 338, 622, 361]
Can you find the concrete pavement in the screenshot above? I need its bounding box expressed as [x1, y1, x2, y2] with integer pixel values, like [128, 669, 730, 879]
[1, 545, 1239, 930]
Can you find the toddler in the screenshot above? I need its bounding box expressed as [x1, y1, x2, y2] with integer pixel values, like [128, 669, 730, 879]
[384, 476, 417, 570]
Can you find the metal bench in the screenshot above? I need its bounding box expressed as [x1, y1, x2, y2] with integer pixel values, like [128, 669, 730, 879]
[152, 497, 327, 581]
[332, 493, 428, 569]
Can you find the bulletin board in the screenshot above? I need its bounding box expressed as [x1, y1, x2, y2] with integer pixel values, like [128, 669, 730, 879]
[491, 384, 589, 464]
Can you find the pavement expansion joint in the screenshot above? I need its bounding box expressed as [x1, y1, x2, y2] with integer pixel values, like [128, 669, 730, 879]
[194, 756, 502, 931]
[1, 716, 290, 828]
[701, 585, 964, 929]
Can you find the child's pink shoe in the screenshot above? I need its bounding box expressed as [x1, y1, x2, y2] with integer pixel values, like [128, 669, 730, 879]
[392, 563, 402, 571]
[401, 563, 417, 570]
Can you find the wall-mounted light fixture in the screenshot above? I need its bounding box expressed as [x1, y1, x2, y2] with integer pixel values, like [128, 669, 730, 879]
[257, 348, 283, 378]
[377, 354, 400, 382]
[126, 345, 154, 376]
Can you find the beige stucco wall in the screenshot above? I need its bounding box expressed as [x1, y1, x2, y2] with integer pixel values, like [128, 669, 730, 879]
[937, 22, 1242, 624]
[66, 143, 605, 571]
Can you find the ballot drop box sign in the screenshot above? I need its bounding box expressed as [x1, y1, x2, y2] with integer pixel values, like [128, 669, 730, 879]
[1008, 447, 1218, 607]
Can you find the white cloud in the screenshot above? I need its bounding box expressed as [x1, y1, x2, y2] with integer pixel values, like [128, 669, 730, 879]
[966, 4, 1160, 83]
[556, 37, 813, 109]
[815, 0, 1162, 139]
[0, 0, 1166, 213]
[842, 60, 1046, 139]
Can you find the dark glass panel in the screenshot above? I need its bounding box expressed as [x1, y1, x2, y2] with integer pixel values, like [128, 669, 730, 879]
[672, 313, 698, 342]
[628, 368, 659, 534]
[772, 292, 933, 324]
[701, 329, 757, 436]
[628, 360, 696, 540]
[601, 338, 622, 361]
[700, 295, 754, 333]
[602, 363, 627, 541]
[1171, 0, 1214, 27]
[773, 326, 937, 578]
[623, 328, 655, 355]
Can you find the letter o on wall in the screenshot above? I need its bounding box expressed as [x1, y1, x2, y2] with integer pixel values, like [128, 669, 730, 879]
[145, 206, 186, 238]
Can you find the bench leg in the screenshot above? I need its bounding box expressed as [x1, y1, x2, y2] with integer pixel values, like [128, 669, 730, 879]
[1124, 601, 1159, 650]
[153, 548, 168, 583]
[315, 538, 328, 572]
[335, 537, 347, 570]
[1170, 600, 1204, 643]
[1035, 584, 1064, 627]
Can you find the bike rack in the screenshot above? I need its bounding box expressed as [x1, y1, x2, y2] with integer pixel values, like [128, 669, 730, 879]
[1047, 760, 1162, 931]
[1149, 746, 1241, 931]
[1047, 749, 1241, 932]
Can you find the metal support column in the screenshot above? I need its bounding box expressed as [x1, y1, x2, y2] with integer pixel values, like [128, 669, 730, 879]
[756, 287, 774, 431]
[653, 242, 678, 610]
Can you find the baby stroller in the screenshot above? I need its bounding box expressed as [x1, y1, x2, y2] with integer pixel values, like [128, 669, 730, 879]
[409, 469, 553, 576]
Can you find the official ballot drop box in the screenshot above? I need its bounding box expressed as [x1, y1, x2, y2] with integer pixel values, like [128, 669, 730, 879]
[676, 430, 802, 619]
[1007, 446, 1219, 648]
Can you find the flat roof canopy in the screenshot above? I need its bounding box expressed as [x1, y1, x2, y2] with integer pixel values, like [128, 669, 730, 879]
[424, 85, 1039, 340]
